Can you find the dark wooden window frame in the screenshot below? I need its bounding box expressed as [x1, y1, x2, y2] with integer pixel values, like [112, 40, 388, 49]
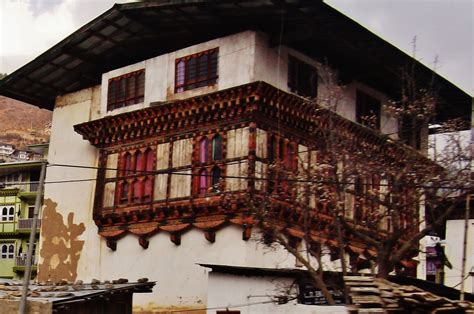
[107, 69, 145, 111]
[356, 90, 381, 130]
[288, 55, 318, 98]
[175, 48, 218, 93]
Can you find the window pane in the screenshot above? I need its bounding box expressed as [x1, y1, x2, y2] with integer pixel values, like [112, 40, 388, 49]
[132, 180, 142, 202]
[143, 177, 153, 201]
[187, 57, 197, 83]
[120, 181, 129, 204]
[136, 151, 144, 173]
[199, 169, 208, 194]
[211, 167, 221, 192]
[212, 135, 222, 161]
[145, 149, 154, 172]
[200, 138, 209, 163]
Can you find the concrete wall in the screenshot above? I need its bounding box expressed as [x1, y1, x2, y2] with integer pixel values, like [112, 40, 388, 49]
[100, 30, 397, 135]
[206, 272, 347, 314]
[444, 219, 474, 293]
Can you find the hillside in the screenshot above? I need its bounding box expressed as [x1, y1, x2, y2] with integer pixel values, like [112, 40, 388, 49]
[0, 96, 52, 149]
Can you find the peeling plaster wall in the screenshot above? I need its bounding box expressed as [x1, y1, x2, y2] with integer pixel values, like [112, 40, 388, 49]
[39, 88, 99, 282]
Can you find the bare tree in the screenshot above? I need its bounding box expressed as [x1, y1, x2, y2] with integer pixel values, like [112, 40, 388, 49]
[235, 64, 470, 306]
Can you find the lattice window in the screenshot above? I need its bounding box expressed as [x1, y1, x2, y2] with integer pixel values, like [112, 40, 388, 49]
[175, 48, 218, 93]
[117, 148, 155, 205]
[195, 133, 224, 194]
[107, 70, 145, 111]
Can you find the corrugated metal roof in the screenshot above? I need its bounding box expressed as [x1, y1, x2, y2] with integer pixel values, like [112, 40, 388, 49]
[0, 279, 155, 305]
[0, 0, 470, 123]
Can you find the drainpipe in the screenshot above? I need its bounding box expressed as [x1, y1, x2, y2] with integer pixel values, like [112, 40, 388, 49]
[19, 160, 47, 314]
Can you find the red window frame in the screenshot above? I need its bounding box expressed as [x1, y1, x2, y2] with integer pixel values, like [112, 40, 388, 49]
[175, 48, 218, 93]
[117, 148, 155, 206]
[194, 134, 224, 195]
[107, 70, 145, 111]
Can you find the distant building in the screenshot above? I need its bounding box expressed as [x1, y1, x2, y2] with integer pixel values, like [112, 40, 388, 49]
[0, 144, 47, 279]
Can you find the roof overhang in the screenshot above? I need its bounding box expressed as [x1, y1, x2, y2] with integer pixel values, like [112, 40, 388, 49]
[0, 0, 470, 123]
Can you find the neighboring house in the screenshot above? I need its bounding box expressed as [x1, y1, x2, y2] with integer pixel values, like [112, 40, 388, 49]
[0, 1, 470, 313]
[0, 143, 15, 161]
[0, 144, 47, 279]
[427, 129, 472, 291]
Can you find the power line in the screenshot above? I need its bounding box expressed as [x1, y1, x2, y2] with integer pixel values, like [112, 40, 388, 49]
[0, 162, 470, 191]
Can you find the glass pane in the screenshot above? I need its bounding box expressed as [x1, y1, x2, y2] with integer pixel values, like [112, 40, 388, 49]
[176, 60, 185, 86]
[212, 135, 222, 161]
[211, 167, 221, 191]
[200, 138, 209, 163]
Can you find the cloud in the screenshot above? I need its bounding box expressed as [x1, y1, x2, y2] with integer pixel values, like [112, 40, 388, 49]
[0, 0, 77, 73]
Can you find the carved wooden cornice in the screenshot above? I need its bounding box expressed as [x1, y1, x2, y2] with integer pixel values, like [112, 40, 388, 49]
[74, 81, 429, 166]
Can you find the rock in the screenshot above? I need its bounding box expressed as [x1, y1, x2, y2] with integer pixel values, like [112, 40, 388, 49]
[137, 278, 149, 283]
[91, 279, 100, 285]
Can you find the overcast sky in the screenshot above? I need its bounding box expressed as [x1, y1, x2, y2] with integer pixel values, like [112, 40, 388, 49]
[0, 0, 472, 95]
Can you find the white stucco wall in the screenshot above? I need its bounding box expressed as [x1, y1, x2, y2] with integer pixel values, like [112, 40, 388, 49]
[100, 30, 397, 135]
[206, 272, 347, 314]
[444, 219, 474, 293]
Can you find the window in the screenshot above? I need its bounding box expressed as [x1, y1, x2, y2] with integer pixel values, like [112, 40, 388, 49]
[266, 134, 297, 193]
[288, 56, 318, 98]
[1, 243, 14, 259]
[195, 134, 223, 194]
[117, 148, 155, 205]
[356, 90, 380, 130]
[107, 70, 145, 111]
[1, 206, 14, 221]
[175, 48, 218, 93]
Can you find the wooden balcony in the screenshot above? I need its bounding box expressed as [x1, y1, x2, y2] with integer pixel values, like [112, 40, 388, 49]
[17, 218, 41, 232]
[13, 255, 37, 273]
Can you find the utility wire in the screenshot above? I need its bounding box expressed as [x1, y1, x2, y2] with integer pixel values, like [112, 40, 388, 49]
[0, 161, 470, 191]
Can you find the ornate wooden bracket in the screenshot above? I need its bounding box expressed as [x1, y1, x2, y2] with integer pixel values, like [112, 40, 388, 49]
[204, 230, 215, 243]
[139, 236, 149, 249]
[170, 233, 181, 246]
[242, 224, 252, 241]
[106, 238, 117, 251]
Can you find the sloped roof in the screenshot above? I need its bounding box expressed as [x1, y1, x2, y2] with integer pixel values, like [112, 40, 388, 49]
[0, 0, 470, 122]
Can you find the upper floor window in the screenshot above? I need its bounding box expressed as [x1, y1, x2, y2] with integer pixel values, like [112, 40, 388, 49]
[1, 207, 14, 221]
[356, 90, 380, 130]
[175, 48, 218, 93]
[1, 243, 14, 259]
[107, 70, 145, 111]
[288, 56, 318, 98]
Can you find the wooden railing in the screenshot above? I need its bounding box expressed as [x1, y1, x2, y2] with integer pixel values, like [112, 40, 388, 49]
[15, 255, 37, 266]
[18, 218, 41, 230]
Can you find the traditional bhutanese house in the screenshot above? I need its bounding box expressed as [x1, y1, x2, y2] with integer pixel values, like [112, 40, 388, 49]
[0, 1, 470, 313]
